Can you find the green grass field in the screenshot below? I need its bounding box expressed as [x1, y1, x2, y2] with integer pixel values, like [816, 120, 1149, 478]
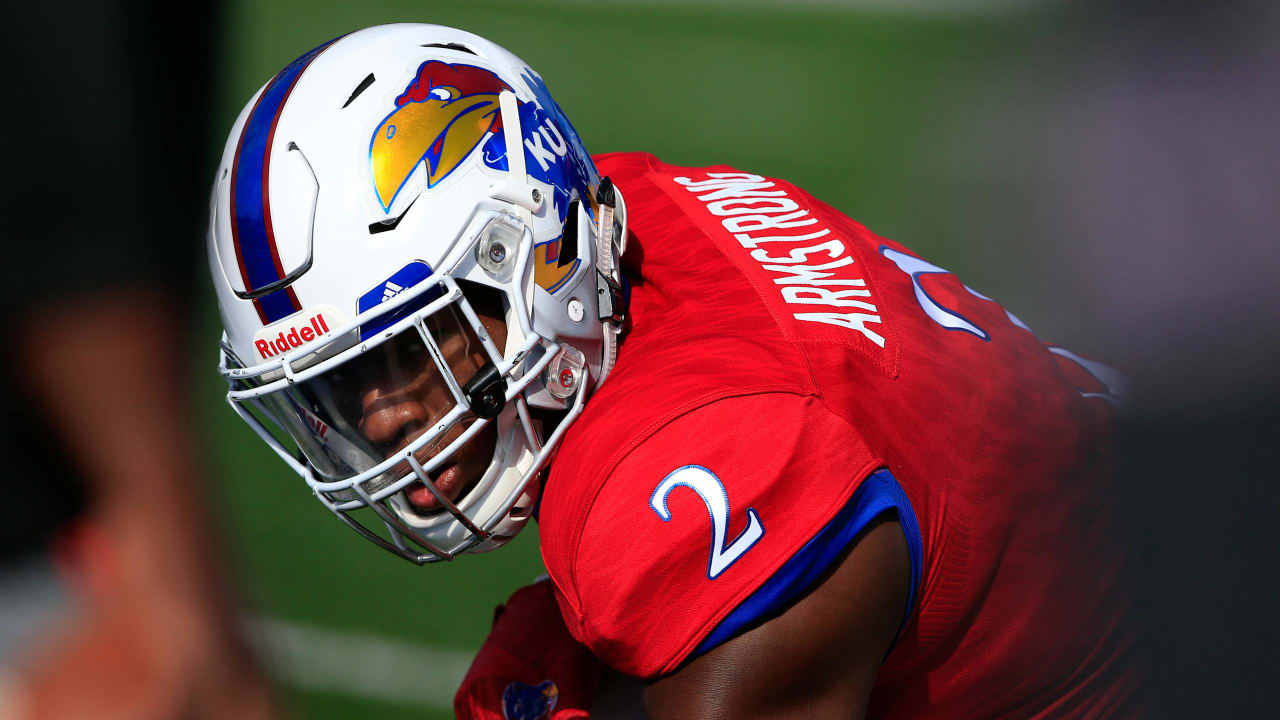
[202, 2, 1039, 717]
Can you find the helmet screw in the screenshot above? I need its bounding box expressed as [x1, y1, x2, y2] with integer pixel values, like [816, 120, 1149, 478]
[559, 368, 575, 389]
[567, 298, 585, 323]
[488, 243, 507, 263]
[531, 188, 542, 204]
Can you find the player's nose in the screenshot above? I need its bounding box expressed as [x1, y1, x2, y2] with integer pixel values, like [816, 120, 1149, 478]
[358, 390, 432, 447]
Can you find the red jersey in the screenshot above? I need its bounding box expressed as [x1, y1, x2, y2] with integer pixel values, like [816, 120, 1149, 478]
[537, 152, 1141, 718]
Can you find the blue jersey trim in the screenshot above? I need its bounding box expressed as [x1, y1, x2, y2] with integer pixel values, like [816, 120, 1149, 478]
[690, 469, 923, 660]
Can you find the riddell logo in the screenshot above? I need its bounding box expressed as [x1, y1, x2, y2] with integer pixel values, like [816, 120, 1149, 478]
[250, 305, 346, 360]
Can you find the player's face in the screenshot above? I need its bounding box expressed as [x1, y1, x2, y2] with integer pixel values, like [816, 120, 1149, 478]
[350, 295, 508, 514]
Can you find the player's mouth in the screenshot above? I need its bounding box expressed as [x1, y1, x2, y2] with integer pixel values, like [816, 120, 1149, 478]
[404, 463, 469, 514]
[389, 417, 495, 517]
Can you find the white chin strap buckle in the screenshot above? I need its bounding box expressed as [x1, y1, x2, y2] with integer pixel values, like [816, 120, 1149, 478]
[595, 176, 624, 326]
[594, 176, 626, 382]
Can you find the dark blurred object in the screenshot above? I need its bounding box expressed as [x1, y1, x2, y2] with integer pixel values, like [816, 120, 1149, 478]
[1, 0, 213, 307]
[1031, 0, 1280, 415]
[0, 2, 277, 718]
[1000, 1, 1280, 716]
[0, 2, 216, 558]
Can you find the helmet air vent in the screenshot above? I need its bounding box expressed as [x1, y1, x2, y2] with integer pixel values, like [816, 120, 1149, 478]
[342, 73, 376, 109]
[368, 197, 417, 235]
[420, 42, 477, 56]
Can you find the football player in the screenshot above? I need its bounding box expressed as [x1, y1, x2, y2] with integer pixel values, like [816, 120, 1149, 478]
[209, 25, 1143, 719]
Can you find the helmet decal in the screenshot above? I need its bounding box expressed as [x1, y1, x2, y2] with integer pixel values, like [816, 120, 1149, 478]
[532, 237, 580, 295]
[502, 680, 559, 720]
[230, 35, 344, 323]
[371, 62, 601, 295]
[249, 305, 345, 361]
[370, 61, 513, 211]
[356, 260, 443, 341]
[478, 71, 600, 294]
[518, 69, 599, 211]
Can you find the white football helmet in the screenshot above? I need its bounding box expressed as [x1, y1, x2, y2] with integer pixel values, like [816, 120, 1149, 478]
[208, 24, 626, 563]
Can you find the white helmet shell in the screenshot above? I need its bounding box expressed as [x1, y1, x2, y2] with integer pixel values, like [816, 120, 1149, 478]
[209, 24, 626, 563]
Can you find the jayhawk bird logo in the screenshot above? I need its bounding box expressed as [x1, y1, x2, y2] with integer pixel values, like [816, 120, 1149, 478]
[502, 679, 559, 720]
[370, 61, 513, 211]
[369, 60, 600, 295]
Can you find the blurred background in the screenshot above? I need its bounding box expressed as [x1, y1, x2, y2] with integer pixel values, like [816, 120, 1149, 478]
[3, 0, 1274, 718]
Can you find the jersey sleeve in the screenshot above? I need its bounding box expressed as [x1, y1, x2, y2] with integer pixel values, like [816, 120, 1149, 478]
[454, 580, 600, 720]
[545, 391, 922, 678]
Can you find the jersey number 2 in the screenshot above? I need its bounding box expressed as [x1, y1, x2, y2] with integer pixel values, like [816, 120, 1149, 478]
[650, 465, 764, 579]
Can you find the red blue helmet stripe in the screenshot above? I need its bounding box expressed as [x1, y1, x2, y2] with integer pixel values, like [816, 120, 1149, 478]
[229, 36, 342, 324]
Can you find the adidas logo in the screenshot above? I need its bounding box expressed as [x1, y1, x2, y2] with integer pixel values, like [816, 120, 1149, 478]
[381, 281, 404, 303]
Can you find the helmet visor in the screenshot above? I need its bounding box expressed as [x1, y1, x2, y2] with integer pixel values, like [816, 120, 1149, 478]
[253, 301, 495, 498]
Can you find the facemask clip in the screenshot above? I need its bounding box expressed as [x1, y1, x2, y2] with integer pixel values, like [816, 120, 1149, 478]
[463, 362, 508, 419]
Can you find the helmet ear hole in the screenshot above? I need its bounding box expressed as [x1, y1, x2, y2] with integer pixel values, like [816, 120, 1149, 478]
[558, 200, 580, 268]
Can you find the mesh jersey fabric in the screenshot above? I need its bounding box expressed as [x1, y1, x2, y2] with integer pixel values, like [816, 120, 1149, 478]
[537, 152, 1143, 718]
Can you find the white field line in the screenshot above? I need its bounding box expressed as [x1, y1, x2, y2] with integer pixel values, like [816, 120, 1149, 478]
[246, 616, 472, 709]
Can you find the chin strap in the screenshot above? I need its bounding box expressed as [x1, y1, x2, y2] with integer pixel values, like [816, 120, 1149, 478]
[594, 176, 627, 385]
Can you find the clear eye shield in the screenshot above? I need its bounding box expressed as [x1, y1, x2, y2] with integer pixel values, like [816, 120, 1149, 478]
[259, 299, 490, 489]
